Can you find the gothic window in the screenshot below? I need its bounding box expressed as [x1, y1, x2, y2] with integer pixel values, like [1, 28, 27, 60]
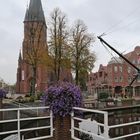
[21, 70, 25, 81]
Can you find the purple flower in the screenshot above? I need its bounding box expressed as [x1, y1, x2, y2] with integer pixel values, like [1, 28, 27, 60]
[43, 81, 82, 117]
[0, 89, 7, 98]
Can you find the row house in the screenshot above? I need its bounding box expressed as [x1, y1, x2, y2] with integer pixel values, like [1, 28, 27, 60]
[87, 46, 140, 98]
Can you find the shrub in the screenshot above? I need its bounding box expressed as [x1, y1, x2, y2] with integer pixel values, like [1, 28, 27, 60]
[98, 92, 109, 100]
[29, 96, 35, 102]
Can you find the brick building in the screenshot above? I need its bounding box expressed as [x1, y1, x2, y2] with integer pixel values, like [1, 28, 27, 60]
[16, 0, 72, 94]
[87, 46, 140, 98]
[16, 0, 48, 94]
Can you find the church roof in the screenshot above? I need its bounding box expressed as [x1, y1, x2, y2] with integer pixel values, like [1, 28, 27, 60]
[24, 0, 45, 23]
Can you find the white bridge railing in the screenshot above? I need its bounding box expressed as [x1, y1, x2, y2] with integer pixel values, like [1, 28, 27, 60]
[71, 107, 109, 140]
[1, 106, 140, 140]
[0, 106, 54, 140]
[71, 107, 140, 140]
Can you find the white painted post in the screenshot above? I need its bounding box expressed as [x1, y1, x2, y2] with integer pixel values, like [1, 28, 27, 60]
[22, 135, 24, 140]
[71, 110, 74, 139]
[37, 108, 39, 116]
[104, 112, 109, 140]
[133, 86, 135, 97]
[36, 108, 39, 127]
[17, 109, 21, 140]
[50, 110, 53, 137]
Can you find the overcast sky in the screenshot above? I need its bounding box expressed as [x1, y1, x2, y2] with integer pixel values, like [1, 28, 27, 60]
[0, 0, 140, 84]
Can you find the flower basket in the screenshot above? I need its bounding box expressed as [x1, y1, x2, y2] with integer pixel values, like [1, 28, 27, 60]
[0, 89, 7, 110]
[0, 89, 7, 99]
[54, 115, 71, 140]
[0, 89, 6, 123]
[43, 81, 82, 117]
[43, 81, 82, 140]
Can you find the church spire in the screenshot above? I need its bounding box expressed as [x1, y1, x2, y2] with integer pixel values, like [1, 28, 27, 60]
[24, 0, 45, 23]
[18, 50, 22, 62]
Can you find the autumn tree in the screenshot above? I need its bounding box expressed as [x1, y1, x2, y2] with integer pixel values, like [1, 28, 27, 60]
[48, 8, 70, 81]
[24, 22, 48, 94]
[48, 8, 96, 88]
[69, 20, 96, 88]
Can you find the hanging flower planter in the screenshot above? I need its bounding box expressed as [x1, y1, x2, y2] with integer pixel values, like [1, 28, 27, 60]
[43, 81, 82, 140]
[0, 89, 7, 122]
[0, 89, 7, 108]
[0, 89, 7, 99]
[43, 81, 82, 117]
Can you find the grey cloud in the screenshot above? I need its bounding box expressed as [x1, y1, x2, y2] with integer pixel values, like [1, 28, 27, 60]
[1, 0, 140, 83]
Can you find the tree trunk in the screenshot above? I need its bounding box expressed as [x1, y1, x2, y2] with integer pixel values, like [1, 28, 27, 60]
[31, 66, 36, 95]
[75, 68, 79, 85]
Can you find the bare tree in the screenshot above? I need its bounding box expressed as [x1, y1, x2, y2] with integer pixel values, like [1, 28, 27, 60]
[70, 20, 96, 87]
[48, 8, 69, 81]
[24, 22, 48, 94]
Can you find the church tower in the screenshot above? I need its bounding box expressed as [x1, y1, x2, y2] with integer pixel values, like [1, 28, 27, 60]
[16, 0, 48, 94]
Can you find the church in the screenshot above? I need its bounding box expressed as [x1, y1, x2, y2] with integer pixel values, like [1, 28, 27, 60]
[16, 0, 72, 94]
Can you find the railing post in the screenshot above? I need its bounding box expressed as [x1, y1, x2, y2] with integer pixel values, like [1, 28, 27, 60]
[71, 110, 74, 139]
[37, 108, 39, 116]
[104, 112, 109, 140]
[17, 108, 21, 140]
[50, 110, 53, 137]
[0, 99, 3, 140]
[36, 108, 39, 127]
[22, 135, 24, 140]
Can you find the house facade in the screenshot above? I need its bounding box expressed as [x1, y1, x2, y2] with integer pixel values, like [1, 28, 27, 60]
[87, 46, 140, 98]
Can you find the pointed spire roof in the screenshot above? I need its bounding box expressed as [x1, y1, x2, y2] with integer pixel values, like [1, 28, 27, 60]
[24, 0, 45, 23]
[19, 50, 22, 59]
[18, 50, 22, 62]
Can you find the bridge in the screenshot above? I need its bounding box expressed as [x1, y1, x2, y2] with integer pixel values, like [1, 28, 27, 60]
[0, 105, 140, 140]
